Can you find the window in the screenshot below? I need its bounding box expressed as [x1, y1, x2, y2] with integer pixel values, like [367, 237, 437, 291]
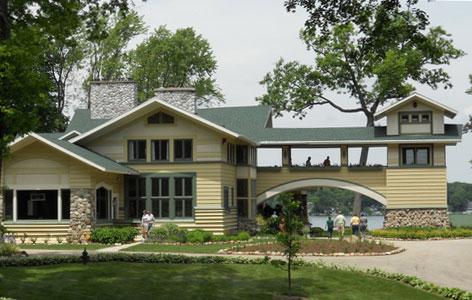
[17, 190, 57, 220]
[237, 179, 248, 217]
[249, 147, 257, 166]
[151, 177, 170, 218]
[421, 113, 430, 123]
[126, 177, 146, 219]
[174, 177, 194, 218]
[411, 114, 419, 123]
[223, 187, 230, 211]
[401, 114, 410, 123]
[401, 146, 431, 166]
[151, 140, 169, 161]
[147, 112, 174, 124]
[400, 112, 432, 124]
[227, 143, 236, 164]
[174, 139, 192, 161]
[96, 187, 112, 220]
[128, 140, 146, 161]
[236, 145, 248, 165]
[61, 189, 70, 219]
[3, 190, 13, 221]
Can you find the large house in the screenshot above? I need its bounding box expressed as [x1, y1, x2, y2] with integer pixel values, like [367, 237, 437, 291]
[0, 81, 462, 241]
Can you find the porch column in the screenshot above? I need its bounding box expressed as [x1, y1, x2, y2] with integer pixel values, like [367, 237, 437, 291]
[69, 188, 95, 242]
[57, 189, 62, 222]
[340, 145, 348, 166]
[13, 190, 17, 222]
[282, 145, 291, 167]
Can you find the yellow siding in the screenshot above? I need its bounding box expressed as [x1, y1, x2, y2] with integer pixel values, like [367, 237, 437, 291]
[84, 108, 226, 162]
[386, 167, 447, 208]
[256, 167, 387, 198]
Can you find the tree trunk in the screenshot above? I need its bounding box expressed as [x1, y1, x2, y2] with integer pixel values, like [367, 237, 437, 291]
[0, 0, 10, 41]
[288, 251, 292, 296]
[352, 115, 374, 216]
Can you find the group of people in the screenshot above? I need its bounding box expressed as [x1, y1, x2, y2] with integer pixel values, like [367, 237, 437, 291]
[305, 156, 331, 167]
[325, 212, 368, 240]
[141, 210, 155, 239]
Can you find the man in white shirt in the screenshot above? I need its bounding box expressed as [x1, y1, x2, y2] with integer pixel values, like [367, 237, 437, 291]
[334, 212, 346, 240]
[141, 210, 150, 240]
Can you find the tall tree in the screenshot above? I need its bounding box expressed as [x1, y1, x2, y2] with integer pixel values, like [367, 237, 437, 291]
[258, 0, 463, 214]
[129, 26, 223, 104]
[83, 9, 146, 108]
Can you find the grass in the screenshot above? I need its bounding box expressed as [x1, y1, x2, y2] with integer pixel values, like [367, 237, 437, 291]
[0, 262, 444, 300]
[449, 213, 472, 227]
[18, 243, 110, 250]
[124, 242, 239, 253]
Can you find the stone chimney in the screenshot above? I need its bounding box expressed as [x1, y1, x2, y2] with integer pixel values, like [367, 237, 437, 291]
[154, 87, 197, 114]
[90, 80, 138, 119]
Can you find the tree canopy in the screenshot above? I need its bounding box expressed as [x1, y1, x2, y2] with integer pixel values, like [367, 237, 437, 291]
[258, 0, 463, 125]
[129, 26, 223, 104]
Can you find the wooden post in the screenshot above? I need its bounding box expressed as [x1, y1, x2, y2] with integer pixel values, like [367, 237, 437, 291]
[340, 145, 348, 166]
[282, 146, 291, 167]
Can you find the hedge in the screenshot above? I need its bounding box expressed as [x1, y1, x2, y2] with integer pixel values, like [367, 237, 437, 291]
[90, 227, 139, 244]
[370, 227, 472, 240]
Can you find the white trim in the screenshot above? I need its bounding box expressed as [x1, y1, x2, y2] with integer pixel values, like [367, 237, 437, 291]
[13, 190, 17, 222]
[256, 179, 387, 205]
[258, 138, 461, 146]
[59, 130, 81, 140]
[57, 189, 62, 222]
[374, 93, 458, 120]
[69, 98, 256, 145]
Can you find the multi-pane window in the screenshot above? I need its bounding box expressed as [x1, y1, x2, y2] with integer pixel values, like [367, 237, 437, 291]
[174, 139, 193, 161]
[127, 177, 146, 218]
[237, 179, 248, 217]
[227, 143, 236, 164]
[401, 146, 431, 166]
[400, 112, 431, 124]
[174, 177, 193, 218]
[151, 140, 169, 161]
[128, 140, 146, 161]
[151, 177, 170, 218]
[236, 145, 248, 165]
[147, 112, 174, 124]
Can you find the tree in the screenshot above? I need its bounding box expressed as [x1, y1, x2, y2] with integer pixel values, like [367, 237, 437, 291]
[276, 193, 304, 296]
[447, 182, 472, 212]
[84, 9, 146, 107]
[258, 0, 463, 214]
[465, 75, 472, 133]
[129, 26, 223, 104]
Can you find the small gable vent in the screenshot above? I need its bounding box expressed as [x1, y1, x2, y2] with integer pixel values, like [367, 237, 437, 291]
[147, 112, 174, 124]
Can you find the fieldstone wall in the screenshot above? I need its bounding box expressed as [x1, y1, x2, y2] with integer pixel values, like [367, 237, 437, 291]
[154, 87, 197, 114]
[69, 188, 95, 242]
[90, 80, 137, 119]
[384, 208, 450, 228]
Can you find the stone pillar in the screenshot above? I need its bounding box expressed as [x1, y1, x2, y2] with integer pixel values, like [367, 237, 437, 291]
[384, 208, 450, 228]
[69, 188, 95, 242]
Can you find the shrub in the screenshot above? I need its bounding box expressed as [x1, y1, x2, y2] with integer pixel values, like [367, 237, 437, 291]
[236, 231, 250, 241]
[0, 243, 19, 257]
[310, 227, 324, 237]
[169, 228, 188, 244]
[160, 223, 179, 238]
[148, 227, 168, 243]
[90, 227, 139, 244]
[148, 224, 188, 243]
[370, 227, 472, 240]
[187, 230, 213, 244]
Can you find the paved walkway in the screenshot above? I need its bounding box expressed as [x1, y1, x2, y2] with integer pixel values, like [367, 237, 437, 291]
[22, 239, 472, 292]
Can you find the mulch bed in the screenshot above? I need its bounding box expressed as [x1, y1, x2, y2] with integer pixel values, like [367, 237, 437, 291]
[221, 239, 402, 256]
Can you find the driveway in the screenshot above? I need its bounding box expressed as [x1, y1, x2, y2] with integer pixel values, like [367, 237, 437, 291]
[304, 239, 472, 291]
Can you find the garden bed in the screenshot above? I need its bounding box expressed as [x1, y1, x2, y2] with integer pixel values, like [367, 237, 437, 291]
[221, 239, 401, 256]
[370, 227, 472, 240]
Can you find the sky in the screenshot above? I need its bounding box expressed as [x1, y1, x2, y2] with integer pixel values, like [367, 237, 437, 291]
[125, 0, 472, 182]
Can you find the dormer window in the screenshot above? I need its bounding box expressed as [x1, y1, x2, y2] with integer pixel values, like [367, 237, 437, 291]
[147, 112, 174, 124]
[400, 112, 431, 124]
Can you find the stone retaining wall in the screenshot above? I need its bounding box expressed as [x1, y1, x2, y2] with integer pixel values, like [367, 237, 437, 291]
[69, 188, 95, 242]
[384, 208, 450, 228]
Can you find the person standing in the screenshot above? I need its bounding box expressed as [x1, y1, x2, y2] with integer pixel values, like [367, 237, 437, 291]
[360, 213, 368, 240]
[325, 216, 334, 239]
[305, 156, 312, 167]
[350, 214, 360, 240]
[141, 210, 150, 240]
[334, 212, 346, 240]
[147, 210, 155, 233]
[323, 156, 331, 167]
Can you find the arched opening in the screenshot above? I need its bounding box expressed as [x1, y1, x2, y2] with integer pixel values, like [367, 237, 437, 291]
[257, 179, 386, 229]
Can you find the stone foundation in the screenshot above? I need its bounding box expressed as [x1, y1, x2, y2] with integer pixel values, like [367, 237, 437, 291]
[69, 188, 95, 242]
[384, 208, 450, 228]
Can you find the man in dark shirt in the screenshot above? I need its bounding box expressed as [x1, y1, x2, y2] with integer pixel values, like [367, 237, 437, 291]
[323, 156, 331, 167]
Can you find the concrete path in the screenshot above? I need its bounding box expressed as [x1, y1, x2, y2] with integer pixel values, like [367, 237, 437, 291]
[20, 239, 472, 292]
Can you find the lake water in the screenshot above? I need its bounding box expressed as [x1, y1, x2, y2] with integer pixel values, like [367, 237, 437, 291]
[309, 215, 385, 229]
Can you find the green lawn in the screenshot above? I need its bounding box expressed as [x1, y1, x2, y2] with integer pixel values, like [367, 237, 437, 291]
[0, 262, 444, 300]
[124, 242, 237, 253]
[19, 243, 110, 250]
[449, 213, 472, 227]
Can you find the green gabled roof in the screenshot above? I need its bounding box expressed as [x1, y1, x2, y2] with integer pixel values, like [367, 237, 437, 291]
[38, 133, 138, 174]
[65, 109, 109, 133]
[197, 105, 462, 144]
